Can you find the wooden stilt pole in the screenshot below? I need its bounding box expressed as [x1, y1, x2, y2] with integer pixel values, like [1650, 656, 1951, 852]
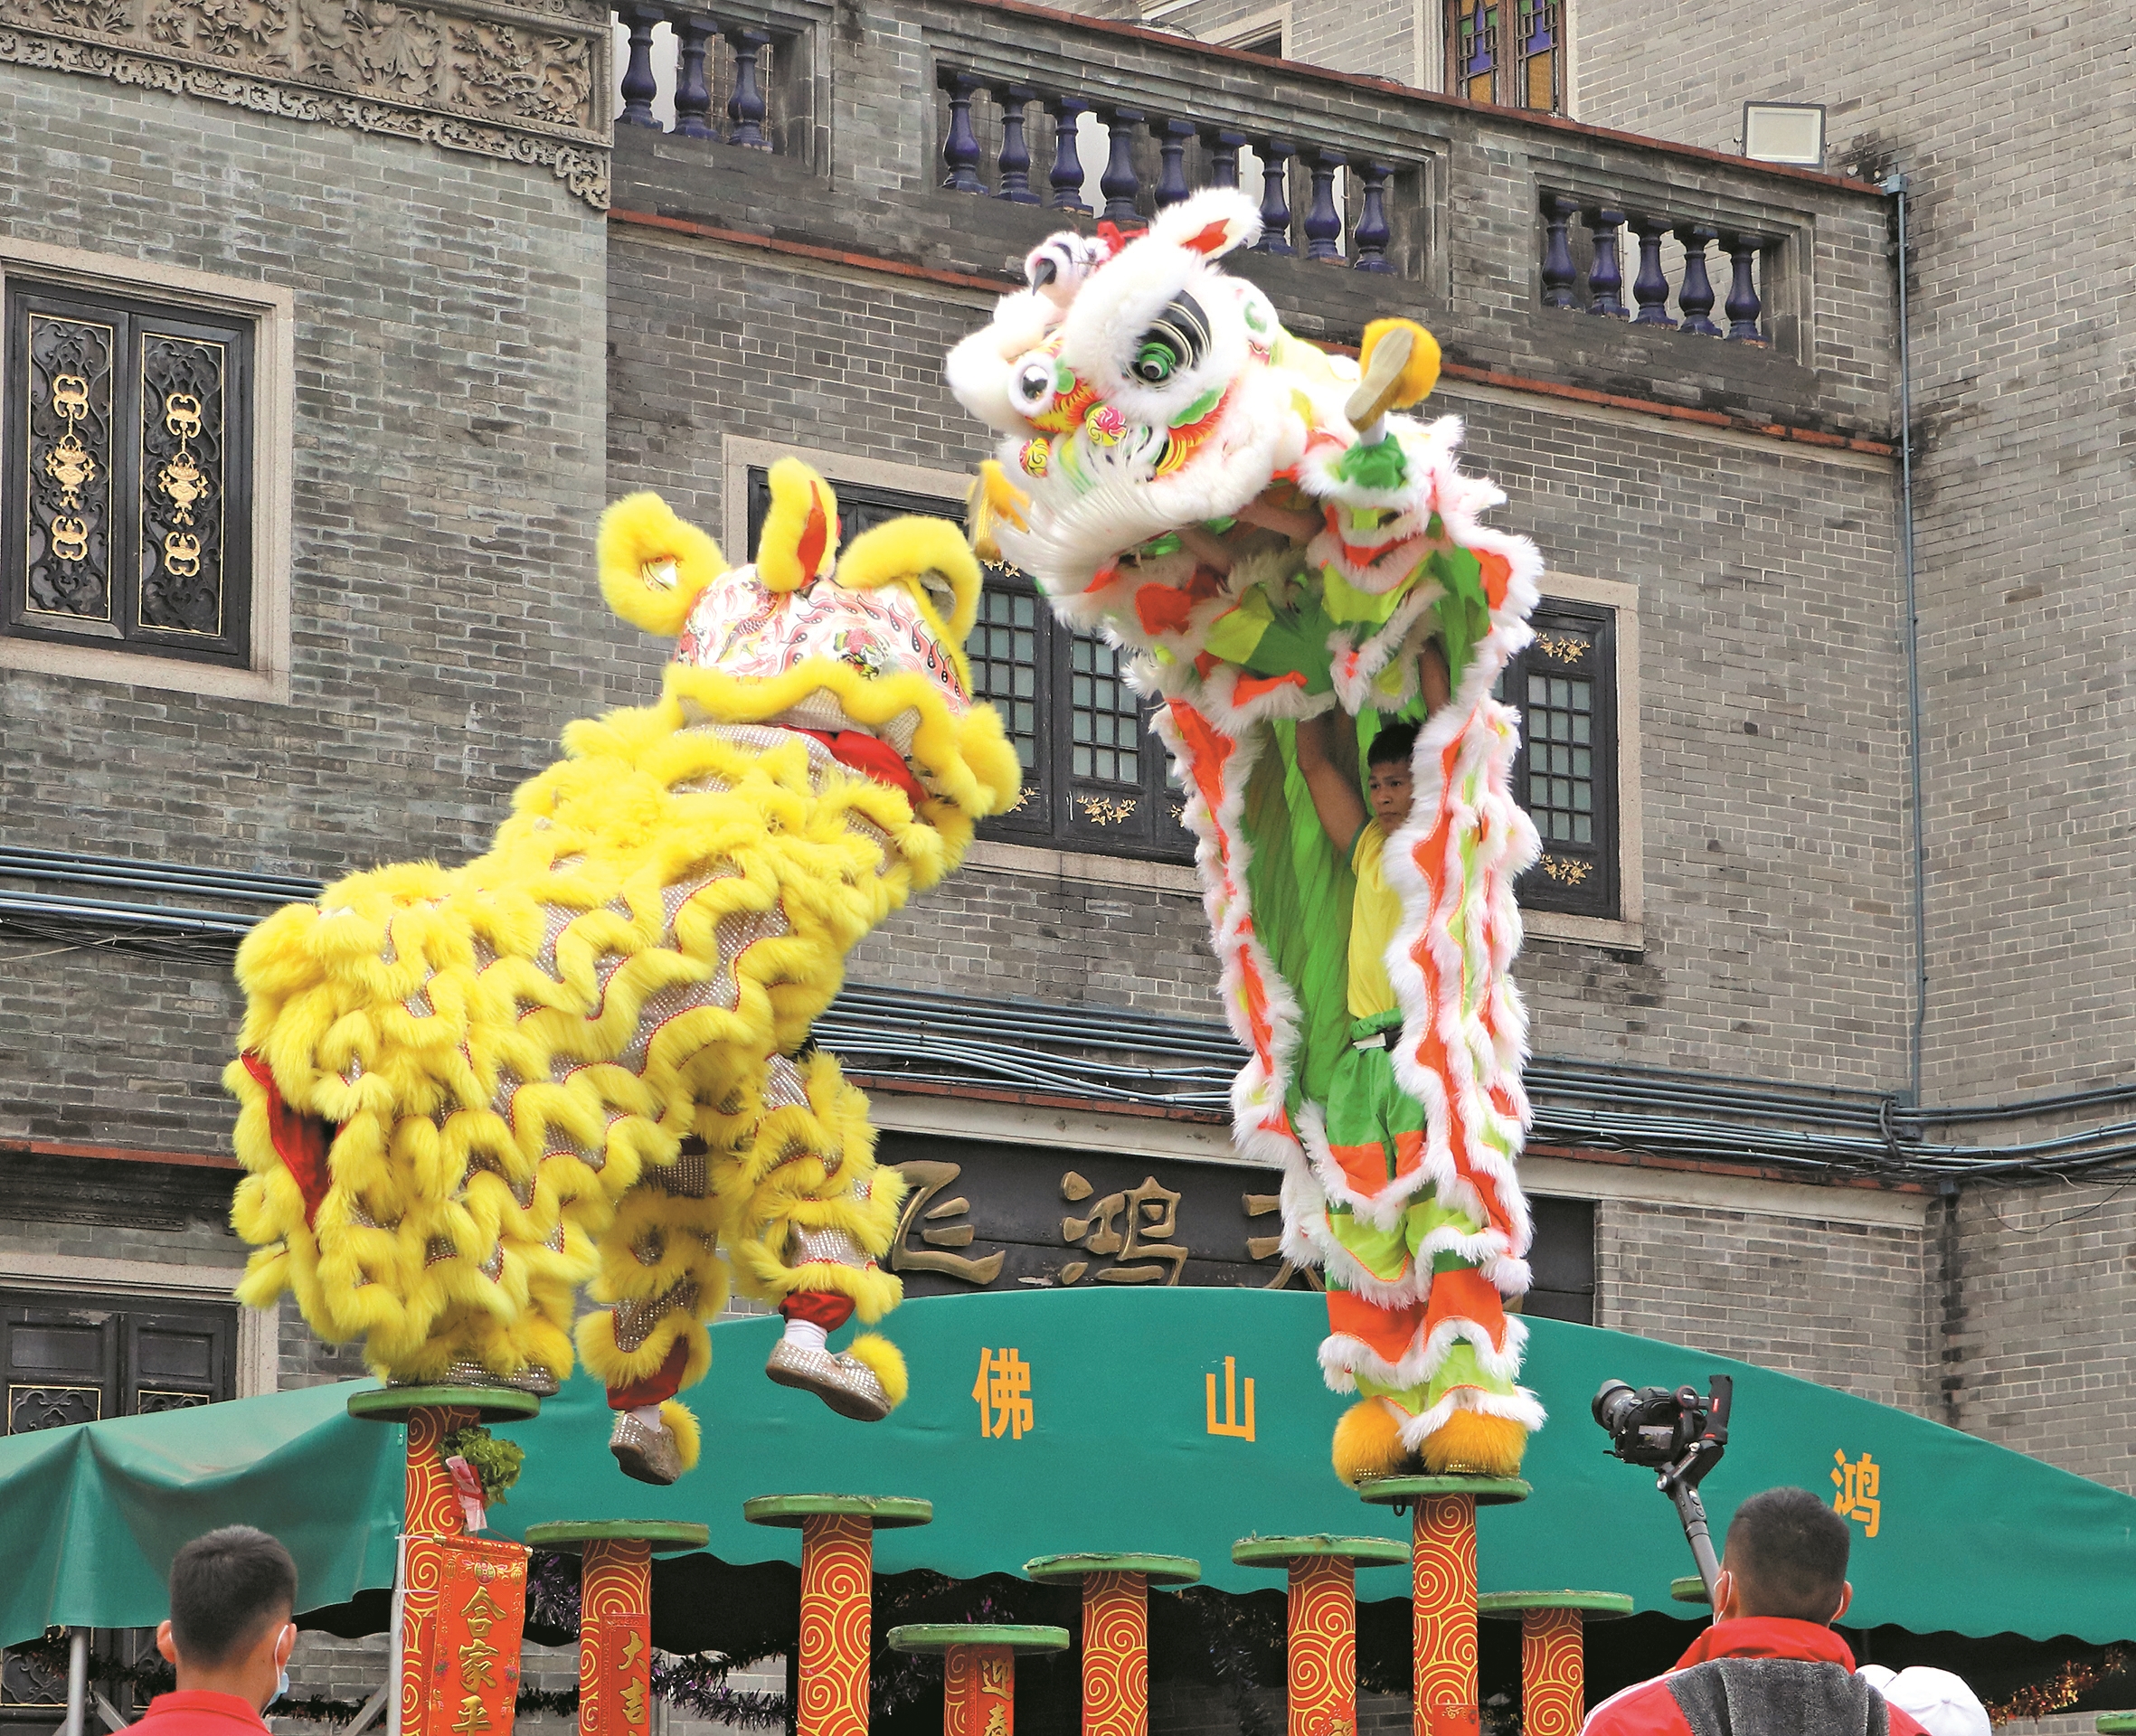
[525, 1521, 713, 1736]
[1233, 1535, 1409, 1736]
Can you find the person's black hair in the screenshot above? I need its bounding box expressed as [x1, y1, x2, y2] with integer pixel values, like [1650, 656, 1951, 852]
[1724, 1487, 1849, 1619]
[1366, 722, 1418, 769]
[170, 1526, 298, 1667]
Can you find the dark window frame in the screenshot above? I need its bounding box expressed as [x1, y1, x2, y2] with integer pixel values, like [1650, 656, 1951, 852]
[2, 1287, 235, 1436]
[746, 467, 1195, 865]
[1499, 595, 1621, 920]
[2, 278, 256, 668]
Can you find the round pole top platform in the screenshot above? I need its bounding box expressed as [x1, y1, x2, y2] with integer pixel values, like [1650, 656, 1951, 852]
[1477, 1591, 1635, 1620]
[887, 1626, 1072, 1656]
[2094, 1717, 2136, 1733]
[1356, 1475, 1532, 1509]
[1231, 1535, 1411, 1571]
[1024, 1552, 1202, 1586]
[524, 1520, 711, 1555]
[1670, 1576, 1711, 1605]
[742, 1494, 933, 1529]
[345, 1384, 541, 1424]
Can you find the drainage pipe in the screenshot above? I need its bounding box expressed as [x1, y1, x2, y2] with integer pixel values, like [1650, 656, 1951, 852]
[1882, 171, 1926, 1108]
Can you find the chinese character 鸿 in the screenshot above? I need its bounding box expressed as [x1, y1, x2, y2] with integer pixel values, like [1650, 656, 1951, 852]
[1060, 1172, 1188, 1284]
[1830, 1449, 1881, 1539]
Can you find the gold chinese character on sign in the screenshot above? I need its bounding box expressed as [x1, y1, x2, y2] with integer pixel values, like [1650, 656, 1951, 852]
[892, 1160, 1006, 1285]
[982, 1703, 1009, 1736]
[450, 1694, 490, 1735]
[457, 1634, 498, 1691]
[972, 1346, 1034, 1439]
[1059, 1172, 1188, 1285]
[462, 1584, 506, 1635]
[978, 1656, 1010, 1698]
[1243, 1192, 1323, 1290]
[1830, 1449, 1881, 1539]
[1205, 1355, 1256, 1441]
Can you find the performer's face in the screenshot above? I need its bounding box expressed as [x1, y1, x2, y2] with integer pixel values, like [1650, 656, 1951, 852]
[1367, 759, 1414, 831]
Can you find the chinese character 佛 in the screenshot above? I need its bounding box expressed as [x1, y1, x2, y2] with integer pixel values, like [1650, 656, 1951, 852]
[892, 1160, 1006, 1285]
[1059, 1172, 1189, 1285]
[973, 1346, 1035, 1439]
[1830, 1449, 1881, 1539]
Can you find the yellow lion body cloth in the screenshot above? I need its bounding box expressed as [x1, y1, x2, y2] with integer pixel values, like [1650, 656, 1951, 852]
[226, 460, 1021, 1480]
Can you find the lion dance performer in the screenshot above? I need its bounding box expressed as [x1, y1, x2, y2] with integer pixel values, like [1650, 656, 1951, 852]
[225, 461, 1022, 1483]
[948, 190, 1546, 1483]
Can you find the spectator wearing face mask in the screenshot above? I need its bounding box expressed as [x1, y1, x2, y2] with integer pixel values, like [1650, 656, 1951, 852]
[1583, 1487, 1929, 1736]
[139, 1526, 299, 1736]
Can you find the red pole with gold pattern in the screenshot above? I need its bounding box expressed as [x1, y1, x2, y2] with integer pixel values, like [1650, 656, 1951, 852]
[1356, 1475, 1531, 1736]
[348, 1384, 542, 1736]
[1233, 1536, 1411, 1736]
[525, 1522, 714, 1736]
[744, 1494, 934, 1736]
[887, 1626, 1072, 1736]
[1025, 1553, 1201, 1736]
[1477, 1592, 1634, 1736]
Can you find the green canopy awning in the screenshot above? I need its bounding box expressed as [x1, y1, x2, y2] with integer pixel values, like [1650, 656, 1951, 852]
[5, 1288, 2131, 1646]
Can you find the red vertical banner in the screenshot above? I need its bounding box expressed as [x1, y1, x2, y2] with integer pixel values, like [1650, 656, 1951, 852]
[580, 1539, 655, 1736]
[1411, 1495, 1479, 1736]
[1080, 1571, 1148, 1736]
[1518, 1609, 1583, 1736]
[395, 1405, 529, 1736]
[1286, 1555, 1357, 1736]
[799, 1512, 873, 1736]
[944, 1645, 1016, 1736]
[397, 1537, 528, 1736]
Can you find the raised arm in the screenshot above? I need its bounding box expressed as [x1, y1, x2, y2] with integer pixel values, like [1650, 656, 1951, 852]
[1293, 710, 1368, 860]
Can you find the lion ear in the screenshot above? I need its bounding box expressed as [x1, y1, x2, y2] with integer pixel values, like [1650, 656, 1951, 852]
[1148, 188, 1262, 259]
[756, 456, 841, 593]
[598, 492, 724, 637]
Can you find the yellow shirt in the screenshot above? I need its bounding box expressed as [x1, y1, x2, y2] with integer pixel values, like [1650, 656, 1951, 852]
[1347, 820, 1401, 1021]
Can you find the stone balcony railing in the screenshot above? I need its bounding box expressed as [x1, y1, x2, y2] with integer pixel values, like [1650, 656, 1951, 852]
[606, 0, 1896, 439]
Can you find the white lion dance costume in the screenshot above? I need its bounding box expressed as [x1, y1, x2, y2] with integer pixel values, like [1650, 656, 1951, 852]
[948, 191, 1547, 1482]
[226, 462, 1022, 1483]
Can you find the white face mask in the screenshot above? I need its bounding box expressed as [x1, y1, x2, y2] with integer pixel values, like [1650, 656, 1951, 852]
[275, 1670, 289, 1705]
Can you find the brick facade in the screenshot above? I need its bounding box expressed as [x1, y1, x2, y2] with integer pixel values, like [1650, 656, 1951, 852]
[0, 0, 2130, 1719]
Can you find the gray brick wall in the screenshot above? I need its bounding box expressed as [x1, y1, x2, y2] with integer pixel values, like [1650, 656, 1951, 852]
[1569, 0, 2136, 1103]
[0, 71, 611, 1147]
[1596, 1198, 1934, 1416]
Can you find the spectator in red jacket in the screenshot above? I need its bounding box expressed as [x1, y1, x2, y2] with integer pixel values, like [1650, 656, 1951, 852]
[137, 1527, 299, 1736]
[1583, 1487, 1929, 1736]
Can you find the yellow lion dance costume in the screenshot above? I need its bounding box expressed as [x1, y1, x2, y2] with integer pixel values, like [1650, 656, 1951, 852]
[226, 459, 1021, 1483]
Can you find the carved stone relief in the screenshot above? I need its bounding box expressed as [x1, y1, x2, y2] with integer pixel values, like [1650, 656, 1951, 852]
[0, 0, 610, 205]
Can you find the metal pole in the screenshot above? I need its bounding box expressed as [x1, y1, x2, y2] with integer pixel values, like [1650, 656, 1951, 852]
[62, 1628, 89, 1736]
[1881, 170, 1925, 1109]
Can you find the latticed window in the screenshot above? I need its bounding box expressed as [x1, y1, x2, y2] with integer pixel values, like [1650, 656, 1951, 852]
[2, 1290, 234, 1434]
[2, 280, 255, 666]
[745, 467, 1193, 863]
[1445, 0, 1563, 112]
[1497, 598, 1619, 918]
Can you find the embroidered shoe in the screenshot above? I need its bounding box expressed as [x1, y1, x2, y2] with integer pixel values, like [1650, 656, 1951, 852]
[609, 1408, 683, 1485]
[765, 1337, 893, 1422]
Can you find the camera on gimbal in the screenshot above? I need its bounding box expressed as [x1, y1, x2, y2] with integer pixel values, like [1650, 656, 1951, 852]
[1593, 1379, 1725, 1469]
[1591, 1373, 1734, 1604]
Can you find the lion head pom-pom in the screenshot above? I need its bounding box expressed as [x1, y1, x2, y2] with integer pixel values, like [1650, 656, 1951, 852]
[598, 492, 726, 637]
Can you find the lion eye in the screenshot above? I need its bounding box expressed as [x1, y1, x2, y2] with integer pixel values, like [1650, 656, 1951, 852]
[1128, 292, 1211, 387]
[1011, 357, 1057, 413]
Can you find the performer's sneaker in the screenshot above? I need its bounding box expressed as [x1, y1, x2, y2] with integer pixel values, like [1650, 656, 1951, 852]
[765, 1337, 893, 1422]
[609, 1409, 683, 1485]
